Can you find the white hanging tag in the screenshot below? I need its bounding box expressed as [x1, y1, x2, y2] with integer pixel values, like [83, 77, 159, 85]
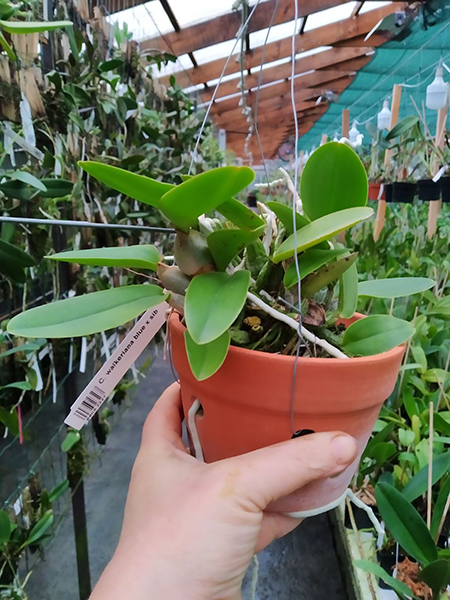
[377, 183, 384, 200]
[19, 93, 36, 147]
[38, 345, 49, 360]
[68, 339, 74, 373]
[49, 345, 57, 403]
[101, 331, 111, 359]
[433, 166, 447, 182]
[3, 122, 16, 167]
[79, 337, 87, 373]
[31, 355, 43, 392]
[65, 303, 169, 430]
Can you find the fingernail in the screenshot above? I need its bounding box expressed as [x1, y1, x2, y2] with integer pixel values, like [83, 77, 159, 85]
[331, 435, 357, 465]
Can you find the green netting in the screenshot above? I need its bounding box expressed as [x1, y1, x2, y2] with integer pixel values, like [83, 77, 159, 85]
[299, 5, 450, 150]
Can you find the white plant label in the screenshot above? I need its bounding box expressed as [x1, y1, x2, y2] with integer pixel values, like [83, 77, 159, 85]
[65, 302, 169, 430]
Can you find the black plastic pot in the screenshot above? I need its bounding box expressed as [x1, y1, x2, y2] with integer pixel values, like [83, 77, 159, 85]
[385, 184, 393, 203]
[417, 178, 440, 201]
[377, 549, 407, 590]
[441, 177, 450, 203]
[391, 182, 416, 204]
[344, 504, 375, 530]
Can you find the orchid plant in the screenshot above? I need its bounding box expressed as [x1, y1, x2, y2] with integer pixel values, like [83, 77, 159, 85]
[7, 143, 434, 380]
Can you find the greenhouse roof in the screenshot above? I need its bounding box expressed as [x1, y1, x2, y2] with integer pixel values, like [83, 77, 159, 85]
[299, 3, 450, 151]
[105, 0, 438, 160]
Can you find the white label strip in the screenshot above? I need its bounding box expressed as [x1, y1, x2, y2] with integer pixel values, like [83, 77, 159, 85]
[65, 302, 168, 430]
[79, 337, 87, 373]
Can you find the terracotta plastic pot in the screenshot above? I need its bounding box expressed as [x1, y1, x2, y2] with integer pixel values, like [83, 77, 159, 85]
[169, 314, 405, 517]
[368, 182, 385, 201]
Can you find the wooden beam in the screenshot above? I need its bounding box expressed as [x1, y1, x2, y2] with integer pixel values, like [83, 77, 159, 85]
[319, 54, 372, 73]
[208, 71, 355, 115]
[198, 46, 371, 102]
[157, 4, 404, 87]
[216, 101, 321, 130]
[140, 0, 353, 56]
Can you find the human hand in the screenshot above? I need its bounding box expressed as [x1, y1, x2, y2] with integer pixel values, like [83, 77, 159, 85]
[91, 382, 357, 600]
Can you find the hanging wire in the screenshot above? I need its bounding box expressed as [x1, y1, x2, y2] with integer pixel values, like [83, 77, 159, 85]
[188, 0, 264, 174]
[289, 0, 303, 437]
[253, 0, 282, 181]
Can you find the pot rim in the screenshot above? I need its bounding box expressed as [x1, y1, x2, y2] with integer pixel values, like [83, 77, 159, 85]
[169, 312, 405, 366]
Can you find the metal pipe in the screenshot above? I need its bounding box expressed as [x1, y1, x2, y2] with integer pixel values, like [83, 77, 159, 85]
[0, 216, 175, 234]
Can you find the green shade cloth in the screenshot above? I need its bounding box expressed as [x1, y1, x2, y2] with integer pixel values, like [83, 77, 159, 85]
[299, 5, 450, 150]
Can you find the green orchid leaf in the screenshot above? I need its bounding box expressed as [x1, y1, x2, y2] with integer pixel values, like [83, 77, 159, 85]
[339, 262, 358, 319]
[342, 315, 414, 356]
[428, 296, 450, 320]
[98, 58, 124, 72]
[362, 422, 396, 461]
[79, 161, 173, 207]
[207, 225, 265, 271]
[402, 452, 450, 502]
[2, 381, 32, 390]
[410, 345, 427, 373]
[0, 510, 11, 546]
[358, 277, 434, 298]
[419, 559, 450, 599]
[0, 407, 19, 436]
[217, 197, 265, 230]
[398, 428, 416, 447]
[386, 116, 419, 141]
[61, 431, 81, 452]
[0, 29, 16, 60]
[273, 207, 373, 263]
[354, 560, 418, 600]
[376, 483, 438, 565]
[432, 413, 450, 437]
[301, 252, 358, 297]
[300, 142, 368, 221]
[7, 285, 167, 338]
[0, 179, 34, 201]
[185, 270, 250, 345]
[48, 480, 69, 503]
[431, 475, 450, 540]
[284, 248, 347, 288]
[0, 19, 72, 33]
[47, 245, 161, 270]
[21, 510, 53, 549]
[0, 238, 35, 283]
[370, 442, 397, 467]
[9, 171, 47, 192]
[184, 330, 230, 381]
[0, 342, 42, 359]
[266, 201, 309, 234]
[159, 166, 255, 231]
[39, 178, 74, 198]
[422, 369, 450, 385]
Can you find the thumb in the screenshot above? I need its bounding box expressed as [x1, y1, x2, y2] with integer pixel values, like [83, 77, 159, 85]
[226, 432, 357, 510]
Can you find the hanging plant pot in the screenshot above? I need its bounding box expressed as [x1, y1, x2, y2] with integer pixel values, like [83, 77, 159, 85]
[170, 313, 404, 518]
[384, 183, 393, 203]
[440, 177, 450, 203]
[391, 182, 416, 203]
[417, 179, 440, 202]
[368, 182, 385, 201]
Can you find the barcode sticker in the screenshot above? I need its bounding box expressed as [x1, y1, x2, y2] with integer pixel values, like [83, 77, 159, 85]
[65, 302, 169, 430]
